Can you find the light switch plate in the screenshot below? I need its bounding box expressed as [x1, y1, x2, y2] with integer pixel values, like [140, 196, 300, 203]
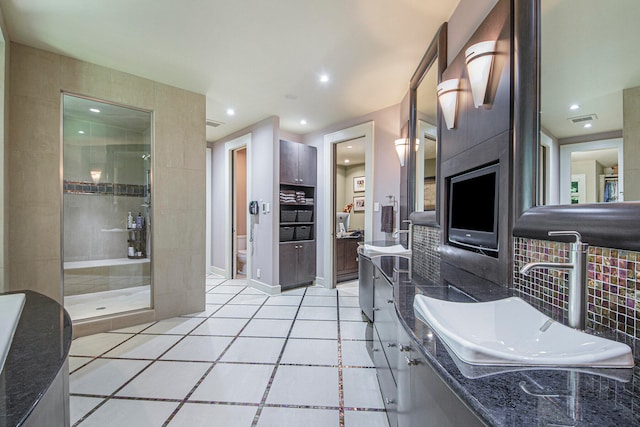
[374, 202, 380, 211]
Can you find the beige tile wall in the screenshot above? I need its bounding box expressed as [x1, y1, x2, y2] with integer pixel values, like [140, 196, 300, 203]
[7, 43, 205, 329]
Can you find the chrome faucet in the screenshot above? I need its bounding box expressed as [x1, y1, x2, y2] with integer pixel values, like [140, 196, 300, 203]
[393, 220, 413, 251]
[520, 231, 588, 330]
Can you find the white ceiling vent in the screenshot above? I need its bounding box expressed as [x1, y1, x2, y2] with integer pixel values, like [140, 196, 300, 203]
[568, 114, 598, 124]
[206, 119, 224, 128]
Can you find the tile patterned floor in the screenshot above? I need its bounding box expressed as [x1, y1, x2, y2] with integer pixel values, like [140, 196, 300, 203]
[69, 276, 389, 427]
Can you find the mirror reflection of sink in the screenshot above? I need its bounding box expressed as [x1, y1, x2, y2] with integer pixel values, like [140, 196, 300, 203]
[0, 293, 26, 373]
[362, 244, 411, 257]
[413, 295, 634, 369]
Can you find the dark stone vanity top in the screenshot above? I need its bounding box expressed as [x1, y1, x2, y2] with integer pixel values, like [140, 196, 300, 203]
[0, 291, 72, 427]
[370, 256, 640, 427]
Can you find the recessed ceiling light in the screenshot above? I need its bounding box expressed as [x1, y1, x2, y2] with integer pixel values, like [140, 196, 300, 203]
[344, 159, 350, 164]
[226, 108, 235, 116]
[78, 130, 85, 134]
[347, 145, 353, 149]
[584, 123, 592, 128]
[319, 74, 330, 83]
[300, 119, 307, 125]
[89, 108, 100, 113]
[569, 104, 580, 110]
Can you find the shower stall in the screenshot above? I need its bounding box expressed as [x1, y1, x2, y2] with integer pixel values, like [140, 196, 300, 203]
[62, 94, 153, 321]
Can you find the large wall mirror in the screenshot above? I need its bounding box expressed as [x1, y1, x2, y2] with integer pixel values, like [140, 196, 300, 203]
[408, 23, 447, 219]
[539, 0, 640, 206]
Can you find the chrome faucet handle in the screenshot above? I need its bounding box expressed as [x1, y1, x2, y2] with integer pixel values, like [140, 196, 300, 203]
[547, 231, 587, 250]
[402, 219, 413, 226]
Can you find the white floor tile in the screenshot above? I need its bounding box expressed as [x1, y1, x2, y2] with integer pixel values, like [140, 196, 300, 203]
[160, 336, 233, 362]
[220, 337, 286, 363]
[169, 403, 257, 427]
[208, 285, 243, 294]
[341, 340, 375, 367]
[190, 317, 249, 336]
[224, 279, 249, 287]
[266, 365, 339, 407]
[116, 361, 210, 400]
[180, 304, 222, 317]
[70, 358, 150, 395]
[338, 296, 360, 307]
[290, 320, 338, 340]
[280, 338, 338, 366]
[240, 318, 293, 338]
[205, 278, 226, 286]
[304, 286, 338, 296]
[228, 294, 269, 305]
[69, 356, 93, 373]
[70, 333, 135, 357]
[340, 307, 367, 322]
[80, 398, 177, 427]
[111, 322, 155, 333]
[240, 287, 268, 295]
[190, 363, 273, 403]
[301, 295, 337, 307]
[141, 317, 204, 335]
[280, 288, 307, 295]
[254, 305, 298, 319]
[257, 407, 339, 427]
[342, 368, 385, 409]
[343, 410, 390, 427]
[211, 304, 260, 318]
[263, 295, 303, 306]
[340, 321, 373, 341]
[103, 334, 182, 359]
[297, 306, 338, 321]
[206, 293, 235, 305]
[70, 396, 104, 425]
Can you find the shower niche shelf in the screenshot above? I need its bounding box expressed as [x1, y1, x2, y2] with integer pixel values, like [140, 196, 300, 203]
[127, 225, 147, 259]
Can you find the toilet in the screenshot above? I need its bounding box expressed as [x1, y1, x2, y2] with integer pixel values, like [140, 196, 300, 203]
[237, 235, 247, 275]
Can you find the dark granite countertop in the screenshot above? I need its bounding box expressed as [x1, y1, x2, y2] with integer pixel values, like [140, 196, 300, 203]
[0, 291, 73, 427]
[370, 256, 640, 427]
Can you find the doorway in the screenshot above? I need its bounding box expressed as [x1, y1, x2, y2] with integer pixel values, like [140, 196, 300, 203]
[334, 138, 366, 284]
[323, 122, 374, 289]
[232, 147, 248, 278]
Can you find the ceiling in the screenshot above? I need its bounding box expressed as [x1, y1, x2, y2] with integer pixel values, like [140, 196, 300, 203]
[541, 0, 640, 139]
[0, 0, 459, 142]
[336, 137, 365, 166]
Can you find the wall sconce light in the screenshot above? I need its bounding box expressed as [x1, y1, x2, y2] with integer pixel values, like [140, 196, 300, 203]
[437, 79, 460, 130]
[90, 169, 102, 184]
[465, 41, 496, 108]
[395, 138, 408, 167]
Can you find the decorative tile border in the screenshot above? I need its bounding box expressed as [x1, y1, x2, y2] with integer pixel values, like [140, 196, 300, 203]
[64, 180, 147, 197]
[412, 225, 441, 283]
[513, 237, 640, 340]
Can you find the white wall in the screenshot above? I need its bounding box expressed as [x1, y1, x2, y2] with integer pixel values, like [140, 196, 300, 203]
[303, 104, 401, 280]
[337, 163, 366, 231]
[447, 0, 500, 64]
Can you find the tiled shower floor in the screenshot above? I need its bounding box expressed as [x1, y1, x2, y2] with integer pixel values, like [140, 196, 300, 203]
[69, 276, 389, 427]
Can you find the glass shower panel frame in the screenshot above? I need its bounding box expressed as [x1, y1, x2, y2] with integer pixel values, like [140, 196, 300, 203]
[61, 93, 153, 321]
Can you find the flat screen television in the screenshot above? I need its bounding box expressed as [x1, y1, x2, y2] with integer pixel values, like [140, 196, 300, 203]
[448, 163, 499, 252]
[336, 212, 350, 235]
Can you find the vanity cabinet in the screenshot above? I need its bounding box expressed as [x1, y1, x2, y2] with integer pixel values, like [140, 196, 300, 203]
[336, 237, 362, 282]
[371, 262, 485, 427]
[280, 139, 316, 186]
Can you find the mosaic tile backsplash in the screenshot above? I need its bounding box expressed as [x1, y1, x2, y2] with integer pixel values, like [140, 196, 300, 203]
[64, 180, 148, 197]
[412, 225, 441, 283]
[513, 237, 640, 340]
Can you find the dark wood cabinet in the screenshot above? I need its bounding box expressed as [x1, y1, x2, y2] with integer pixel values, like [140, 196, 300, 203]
[336, 237, 362, 282]
[280, 139, 317, 186]
[279, 241, 316, 290]
[279, 140, 317, 290]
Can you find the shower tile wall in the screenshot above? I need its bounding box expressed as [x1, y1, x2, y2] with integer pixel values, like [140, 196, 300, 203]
[513, 237, 640, 341]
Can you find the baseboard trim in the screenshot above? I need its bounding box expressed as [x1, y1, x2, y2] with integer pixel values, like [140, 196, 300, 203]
[209, 266, 225, 277]
[249, 279, 281, 295]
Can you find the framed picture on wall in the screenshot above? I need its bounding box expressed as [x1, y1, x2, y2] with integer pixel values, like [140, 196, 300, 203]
[353, 196, 365, 212]
[353, 176, 365, 192]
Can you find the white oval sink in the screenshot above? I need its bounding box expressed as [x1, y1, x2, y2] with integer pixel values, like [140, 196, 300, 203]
[363, 244, 411, 257]
[413, 295, 634, 368]
[0, 293, 26, 373]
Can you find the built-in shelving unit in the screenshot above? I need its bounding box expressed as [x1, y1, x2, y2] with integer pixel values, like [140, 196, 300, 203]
[279, 140, 317, 290]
